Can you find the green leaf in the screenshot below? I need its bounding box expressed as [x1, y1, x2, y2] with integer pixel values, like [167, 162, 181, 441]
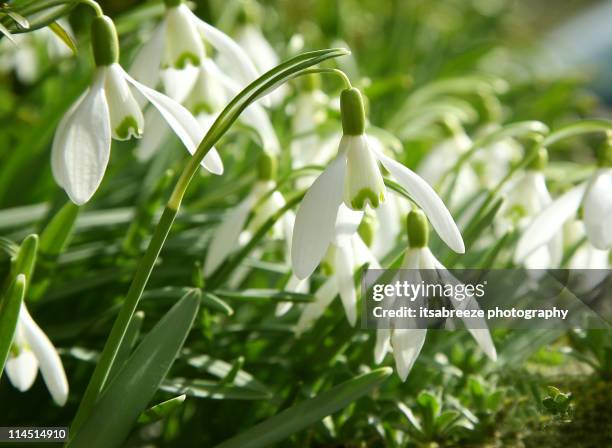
[138, 394, 186, 424]
[11, 234, 38, 289]
[48, 21, 76, 54]
[0, 274, 26, 379]
[214, 289, 315, 303]
[214, 368, 392, 448]
[68, 290, 200, 448]
[107, 311, 144, 382]
[39, 201, 80, 257]
[161, 378, 271, 401]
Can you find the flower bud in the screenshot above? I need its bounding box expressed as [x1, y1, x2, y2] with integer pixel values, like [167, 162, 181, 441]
[91, 15, 119, 66]
[340, 88, 366, 136]
[257, 152, 277, 181]
[406, 209, 429, 248]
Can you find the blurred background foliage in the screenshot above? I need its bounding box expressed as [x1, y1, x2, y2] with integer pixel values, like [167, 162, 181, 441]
[1, 0, 611, 447]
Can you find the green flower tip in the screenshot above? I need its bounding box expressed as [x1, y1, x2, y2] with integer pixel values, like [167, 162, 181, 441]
[174, 53, 201, 70]
[164, 0, 182, 7]
[115, 116, 143, 140]
[350, 189, 384, 211]
[527, 147, 548, 171]
[358, 214, 376, 247]
[340, 87, 366, 136]
[91, 15, 119, 66]
[407, 209, 429, 248]
[257, 152, 277, 180]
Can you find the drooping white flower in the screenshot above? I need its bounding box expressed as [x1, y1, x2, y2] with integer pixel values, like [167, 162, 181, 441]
[52, 15, 223, 205]
[204, 154, 291, 278]
[130, 0, 258, 96]
[496, 149, 562, 269]
[5, 304, 68, 406]
[295, 212, 378, 333]
[136, 59, 280, 161]
[515, 167, 612, 262]
[291, 87, 465, 280]
[374, 209, 496, 381]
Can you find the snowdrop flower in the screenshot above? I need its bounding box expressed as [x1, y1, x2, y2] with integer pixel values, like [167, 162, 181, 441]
[497, 148, 562, 269]
[291, 87, 465, 280]
[51, 15, 223, 205]
[137, 59, 279, 161]
[516, 144, 612, 262]
[374, 209, 496, 381]
[130, 0, 258, 96]
[204, 153, 292, 278]
[295, 208, 379, 333]
[565, 221, 610, 269]
[5, 304, 68, 406]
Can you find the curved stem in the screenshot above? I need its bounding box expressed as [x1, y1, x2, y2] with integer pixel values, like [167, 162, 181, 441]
[297, 68, 352, 89]
[80, 0, 103, 17]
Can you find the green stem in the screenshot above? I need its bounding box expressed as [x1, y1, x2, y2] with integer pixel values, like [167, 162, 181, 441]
[69, 206, 178, 436]
[80, 0, 104, 17]
[296, 68, 352, 89]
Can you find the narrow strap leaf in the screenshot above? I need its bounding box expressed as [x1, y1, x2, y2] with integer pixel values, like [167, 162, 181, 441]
[0, 274, 26, 379]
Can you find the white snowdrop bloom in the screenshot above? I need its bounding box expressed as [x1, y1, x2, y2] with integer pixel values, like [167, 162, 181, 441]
[516, 162, 612, 262]
[295, 214, 378, 334]
[130, 0, 258, 95]
[497, 149, 562, 269]
[136, 59, 280, 161]
[5, 304, 68, 406]
[204, 154, 291, 278]
[291, 87, 464, 280]
[566, 221, 610, 269]
[51, 16, 223, 205]
[374, 209, 496, 381]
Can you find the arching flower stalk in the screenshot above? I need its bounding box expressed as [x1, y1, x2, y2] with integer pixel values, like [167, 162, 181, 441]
[204, 154, 292, 282]
[130, 0, 259, 99]
[516, 142, 612, 262]
[52, 15, 223, 205]
[496, 148, 562, 268]
[291, 86, 465, 280]
[4, 304, 68, 406]
[375, 209, 496, 381]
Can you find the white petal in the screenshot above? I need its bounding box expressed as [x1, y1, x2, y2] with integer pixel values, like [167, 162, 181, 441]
[53, 70, 111, 205]
[335, 240, 357, 326]
[295, 277, 338, 335]
[374, 329, 391, 364]
[204, 195, 256, 276]
[391, 329, 427, 381]
[275, 274, 308, 316]
[515, 183, 586, 262]
[292, 155, 347, 279]
[135, 107, 170, 161]
[104, 64, 144, 140]
[160, 65, 199, 103]
[163, 5, 205, 69]
[129, 23, 165, 88]
[51, 90, 88, 188]
[582, 169, 612, 250]
[343, 135, 386, 210]
[373, 148, 465, 253]
[5, 348, 39, 392]
[121, 67, 224, 175]
[19, 306, 68, 406]
[189, 9, 258, 86]
[333, 204, 363, 242]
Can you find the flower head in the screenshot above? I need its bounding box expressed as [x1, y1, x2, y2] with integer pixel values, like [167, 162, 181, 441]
[291, 87, 464, 280]
[5, 304, 68, 406]
[52, 15, 222, 205]
[375, 209, 496, 381]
